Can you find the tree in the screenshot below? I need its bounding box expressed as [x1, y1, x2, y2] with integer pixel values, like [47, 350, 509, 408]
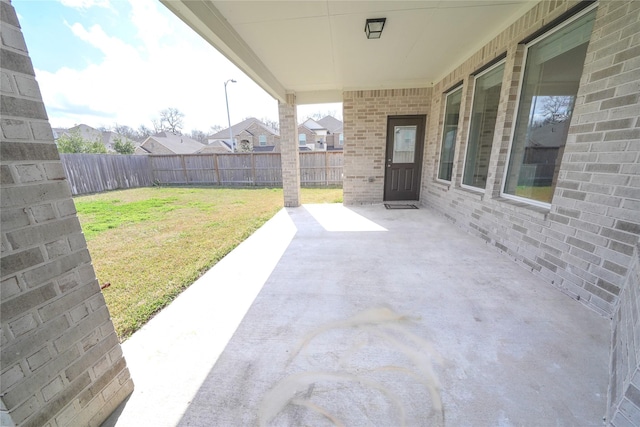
[540, 96, 573, 123]
[159, 107, 184, 134]
[137, 125, 153, 140]
[189, 129, 208, 144]
[237, 139, 253, 153]
[57, 130, 107, 154]
[113, 124, 138, 141]
[113, 137, 135, 155]
[306, 109, 338, 121]
[209, 124, 223, 134]
[151, 118, 163, 134]
[261, 117, 279, 132]
[149, 108, 185, 134]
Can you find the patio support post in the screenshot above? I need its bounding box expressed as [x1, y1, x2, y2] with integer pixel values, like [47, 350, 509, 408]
[0, 1, 133, 424]
[278, 93, 301, 207]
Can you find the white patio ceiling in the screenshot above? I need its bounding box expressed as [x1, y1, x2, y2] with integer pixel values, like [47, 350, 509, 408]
[161, 0, 536, 104]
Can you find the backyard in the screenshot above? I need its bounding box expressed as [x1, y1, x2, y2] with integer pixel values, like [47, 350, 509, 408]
[75, 187, 343, 340]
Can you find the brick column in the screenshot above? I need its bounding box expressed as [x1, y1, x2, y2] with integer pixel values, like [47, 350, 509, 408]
[278, 93, 300, 207]
[0, 1, 133, 426]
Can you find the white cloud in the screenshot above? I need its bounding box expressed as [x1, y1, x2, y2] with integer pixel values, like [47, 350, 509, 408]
[66, 22, 138, 61]
[128, 0, 172, 55]
[38, 0, 279, 132]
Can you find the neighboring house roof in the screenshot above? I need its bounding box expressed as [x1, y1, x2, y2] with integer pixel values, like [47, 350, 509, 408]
[52, 128, 68, 139]
[134, 145, 151, 155]
[101, 130, 138, 149]
[197, 140, 233, 154]
[327, 146, 343, 151]
[207, 139, 233, 149]
[69, 124, 102, 143]
[299, 146, 312, 151]
[210, 117, 279, 139]
[317, 116, 343, 134]
[300, 118, 327, 132]
[138, 132, 206, 154]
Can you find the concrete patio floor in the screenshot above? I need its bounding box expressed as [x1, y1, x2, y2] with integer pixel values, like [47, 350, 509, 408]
[103, 204, 610, 427]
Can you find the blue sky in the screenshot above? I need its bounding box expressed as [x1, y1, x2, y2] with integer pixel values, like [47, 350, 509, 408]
[14, 0, 340, 133]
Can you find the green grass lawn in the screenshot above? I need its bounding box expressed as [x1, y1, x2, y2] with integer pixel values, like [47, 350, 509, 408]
[76, 186, 342, 340]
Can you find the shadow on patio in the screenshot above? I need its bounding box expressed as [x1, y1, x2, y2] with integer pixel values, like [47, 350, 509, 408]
[103, 204, 609, 427]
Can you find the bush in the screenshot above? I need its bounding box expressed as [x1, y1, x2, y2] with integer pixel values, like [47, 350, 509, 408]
[113, 137, 136, 154]
[58, 130, 107, 154]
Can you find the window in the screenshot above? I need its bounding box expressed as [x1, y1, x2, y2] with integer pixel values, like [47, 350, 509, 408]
[339, 134, 343, 145]
[503, 8, 596, 205]
[462, 62, 505, 190]
[463, 63, 505, 190]
[259, 135, 267, 146]
[438, 87, 463, 181]
[393, 126, 417, 163]
[298, 134, 306, 145]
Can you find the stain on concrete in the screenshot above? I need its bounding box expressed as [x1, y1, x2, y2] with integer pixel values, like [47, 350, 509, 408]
[258, 307, 444, 426]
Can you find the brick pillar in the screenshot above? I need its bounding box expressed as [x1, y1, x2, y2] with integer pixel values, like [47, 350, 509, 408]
[0, 1, 133, 426]
[278, 93, 300, 207]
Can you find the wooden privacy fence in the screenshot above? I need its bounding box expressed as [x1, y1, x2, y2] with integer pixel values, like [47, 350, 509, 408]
[60, 153, 153, 195]
[150, 153, 284, 186]
[61, 152, 343, 195]
[150, 152, 343, 187]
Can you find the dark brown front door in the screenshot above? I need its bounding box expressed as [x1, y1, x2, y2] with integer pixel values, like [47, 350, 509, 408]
[384, 115, 426, 201]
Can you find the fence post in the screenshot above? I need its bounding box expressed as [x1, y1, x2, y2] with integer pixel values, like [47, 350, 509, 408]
[149, 156, 156, 185]
[325, 151, 329, 186]
[213, 154, 221, 186]
[180, 155, 188, 184]
[251, 153, 256, 186]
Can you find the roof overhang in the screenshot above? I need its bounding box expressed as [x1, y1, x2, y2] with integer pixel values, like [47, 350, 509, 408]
[161, 0, 537, 104]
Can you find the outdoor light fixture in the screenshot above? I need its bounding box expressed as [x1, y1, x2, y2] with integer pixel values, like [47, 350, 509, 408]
[365, 18, 386, 39]
[224, 79, 236, 152]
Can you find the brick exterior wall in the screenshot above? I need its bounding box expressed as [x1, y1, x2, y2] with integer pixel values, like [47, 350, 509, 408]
[343, 88, 432, 205]
[235, 123, 280, 152]
[609, 246, 640, 426]
[326, 133, 339, 149]
[297, 126, 317, 148]
[296, 126, 340, 151]
[279, 94, 300, 207]
[419, 0, 639, 316]
[0, 1, 133, 425]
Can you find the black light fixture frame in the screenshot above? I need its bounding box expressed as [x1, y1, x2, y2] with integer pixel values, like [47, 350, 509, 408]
[365, 18, 386, 39]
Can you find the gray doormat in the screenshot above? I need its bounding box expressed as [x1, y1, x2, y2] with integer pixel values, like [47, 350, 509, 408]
[384, 204, 418, 209]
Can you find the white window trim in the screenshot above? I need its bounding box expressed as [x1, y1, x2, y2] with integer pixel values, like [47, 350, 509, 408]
[499, 3, 598, 209]
[437, 85, 463, 184]
[460, 59, 506, 193]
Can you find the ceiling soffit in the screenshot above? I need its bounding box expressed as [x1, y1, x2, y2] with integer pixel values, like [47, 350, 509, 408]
[162, 1, 536, 104]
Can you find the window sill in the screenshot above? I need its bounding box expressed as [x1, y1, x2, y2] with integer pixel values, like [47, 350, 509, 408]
[494, 196, 550, 220]
[434, 179, 452, 188]
[454, 186, 485, 200]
